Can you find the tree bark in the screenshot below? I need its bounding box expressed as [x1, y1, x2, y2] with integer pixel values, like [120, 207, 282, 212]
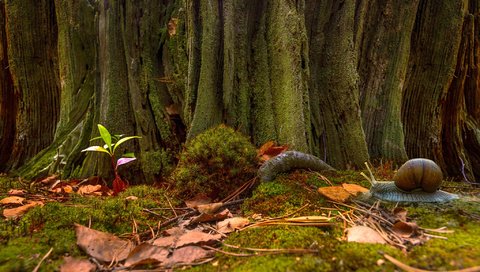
[1, 0, 479, 183]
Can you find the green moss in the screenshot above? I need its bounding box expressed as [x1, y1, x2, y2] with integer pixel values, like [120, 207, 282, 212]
[141, 149, 175, 178]
[0, 184, 179, 271]
[172, 125, 258, 200]
[242, 173, 327, 217]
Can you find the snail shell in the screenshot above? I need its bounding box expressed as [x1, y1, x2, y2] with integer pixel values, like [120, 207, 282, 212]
[366, 158, 458, 202]
[393, 158, 443, 193]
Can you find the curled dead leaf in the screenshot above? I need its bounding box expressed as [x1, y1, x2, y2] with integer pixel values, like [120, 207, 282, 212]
[74, 224, 134, 263]
[8, 189, 26, 196]
[196, 202, 223, 214]
[217, 217, 250, 233]
[341, 183, 369, 196]
[190, 209, 231, 224]
[0, 196, 25, 205]
[318, 186, 352, 203]
[77, 184, 102, 196]
[392, 221, 419, 238]
[168, 18, 178, 37]
[124, 243, 170, 267]
[166, 246, 213, 266]
[3, 201, 44, 219]
[393, 207, 408, 222]
[185, 194, 212, 209]
[175, 230, 222, 248]
[346, 226, 386, 244]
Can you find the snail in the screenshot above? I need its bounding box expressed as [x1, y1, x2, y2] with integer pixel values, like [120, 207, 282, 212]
[362, 158, 459, 202]
[258, 151, 335, 181]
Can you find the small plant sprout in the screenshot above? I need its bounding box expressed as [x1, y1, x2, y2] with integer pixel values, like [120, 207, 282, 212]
[82, 124, 141, 195]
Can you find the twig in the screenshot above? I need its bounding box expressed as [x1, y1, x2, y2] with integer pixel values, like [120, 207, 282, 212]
[222, 243, 319, 254]
[222, 177, 257, 203]
[32, 247, 53, 272]
[164, 193, 178, 217]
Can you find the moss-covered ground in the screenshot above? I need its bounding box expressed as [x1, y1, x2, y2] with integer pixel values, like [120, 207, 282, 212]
[0, 168, 478, 271]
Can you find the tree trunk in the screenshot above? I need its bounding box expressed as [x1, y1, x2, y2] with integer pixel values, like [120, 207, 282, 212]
[1, 0, 479, 183]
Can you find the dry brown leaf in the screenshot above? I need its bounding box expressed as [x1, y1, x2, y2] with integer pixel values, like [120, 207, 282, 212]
[163, 226, 185, 237]
[346, 226, 387, 244]
[74, 224, 134, 263]
[392, 221, 419, 238]
[318, 186, 352, 203]
[257, 141, 288, 161]
[8, 189, 26, 196]
[63, 185, 74, 194]
[196, 202, 223, 214]
[166, 246, 213, 265]
[341, 183, 369, 196]
[124, 243, 170, 267]
[77, 184, 102, 195]
[217, 217, 250, 233]
[60, 257, 96, 272]
[185, 194, 212, 208]
[40, 174, 59, 184]
[3, 201, 44, 219]
[393, 207, 408, 222]
[0, 196, 25, 205]
[175, 230, 222, 248]
[153, 235, 178, 248]
[190, 209, 231, 224]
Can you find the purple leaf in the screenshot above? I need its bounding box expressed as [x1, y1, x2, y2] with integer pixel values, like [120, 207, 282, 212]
[116, 157, 137, 168]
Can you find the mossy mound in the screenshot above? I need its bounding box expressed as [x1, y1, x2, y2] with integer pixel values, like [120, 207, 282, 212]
[172, 125, 258, 200]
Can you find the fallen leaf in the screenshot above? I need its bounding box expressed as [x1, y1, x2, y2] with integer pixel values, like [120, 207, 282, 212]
[185, 194, 212, 208]
[318, 186, 352, 203]
[3, 201, 44, 219]
[153, 235, 178, 248]
[8, 189, 26, 196]
[40, 174, 59, 184]
[392, 221, 419, 238]
[124, 243, 170, 267]
[257, 141, 288, 161]
[60, 257, 96, 272]
[196, 202, 223, 214]
[125, 195, 138, 201]
[112, 175, 128, 196]
[75, 224, 134, 263]
[341, 183, 369, 196]
[63, 185, 74, 193]
[162, 226, 185, 237]
[217, 217, 250, 233]
[393, 207, 408, 222]
[346, 226, 386, 244]
[191, 209, 231, 224]
[175, 230, 222, 248]
[77, 184, 102, 195]
[0, 196, 25, 205]
[166, 246, 213, 265]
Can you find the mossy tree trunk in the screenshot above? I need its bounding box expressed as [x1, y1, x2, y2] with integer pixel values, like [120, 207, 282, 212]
[1, 0, 479, 183]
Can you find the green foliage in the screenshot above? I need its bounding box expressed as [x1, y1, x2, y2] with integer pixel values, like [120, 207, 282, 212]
[82, 124, 141, 168]
[172, 125, 258, 200]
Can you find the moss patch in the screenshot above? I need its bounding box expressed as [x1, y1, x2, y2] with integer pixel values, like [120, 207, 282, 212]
[171, 125, 258, 200]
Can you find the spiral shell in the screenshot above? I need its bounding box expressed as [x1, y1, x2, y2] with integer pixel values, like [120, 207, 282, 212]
[393, 158, 443, 193]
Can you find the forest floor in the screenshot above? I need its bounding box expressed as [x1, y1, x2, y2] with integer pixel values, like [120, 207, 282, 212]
[0, 167, 479, 272]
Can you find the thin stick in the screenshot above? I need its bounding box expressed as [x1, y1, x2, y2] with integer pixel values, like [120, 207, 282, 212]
[32, 247, 53, 272]
[164, 194, 178, 217]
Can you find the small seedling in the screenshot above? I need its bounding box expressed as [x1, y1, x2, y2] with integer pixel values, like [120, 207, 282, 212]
[82, 124, 141, 195]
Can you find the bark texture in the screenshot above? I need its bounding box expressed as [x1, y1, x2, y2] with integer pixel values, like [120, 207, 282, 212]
[1, 0, 479, 183]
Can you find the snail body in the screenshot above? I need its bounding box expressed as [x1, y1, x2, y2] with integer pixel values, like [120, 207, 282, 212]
[365, 158, 458, 202]
[258, 151, 335, 181]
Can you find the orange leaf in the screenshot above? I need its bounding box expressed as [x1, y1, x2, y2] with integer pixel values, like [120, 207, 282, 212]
[0, 196, 25, 205]
[318, 186, 352, 203]
[3, 201, 44, 219]
[257, 141, 275, 156]
[341, 183, 369, 196]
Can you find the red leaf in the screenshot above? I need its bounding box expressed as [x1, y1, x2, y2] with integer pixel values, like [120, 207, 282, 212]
[112, 175, 127, 196]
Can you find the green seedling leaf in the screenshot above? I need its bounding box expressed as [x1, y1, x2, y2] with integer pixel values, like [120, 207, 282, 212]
[116, 157, 137, 169]
[97, 124, 112, 152]
[89, 136, 103, 142]
[113, 136, 141, 154]
[82, 146, 111, 155]
[122, 152, 135, 158]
